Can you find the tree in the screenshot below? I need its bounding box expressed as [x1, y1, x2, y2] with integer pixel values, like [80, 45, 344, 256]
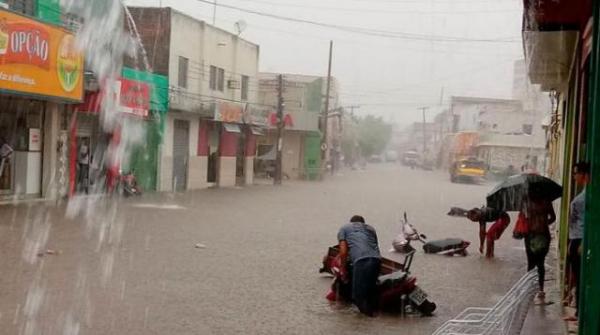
[356, 115, 392, 158]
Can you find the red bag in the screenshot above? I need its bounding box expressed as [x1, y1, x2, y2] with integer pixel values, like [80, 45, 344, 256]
[513, 212, 528, 240]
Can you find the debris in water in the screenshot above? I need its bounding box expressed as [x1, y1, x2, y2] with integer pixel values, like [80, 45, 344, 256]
[37, 249, 62, 257]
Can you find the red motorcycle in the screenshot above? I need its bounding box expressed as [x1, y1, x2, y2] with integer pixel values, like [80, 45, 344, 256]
[319, 246, 436, 316]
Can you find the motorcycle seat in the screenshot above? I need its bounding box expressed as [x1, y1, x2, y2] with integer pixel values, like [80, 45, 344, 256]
[377, 271, 408, 287]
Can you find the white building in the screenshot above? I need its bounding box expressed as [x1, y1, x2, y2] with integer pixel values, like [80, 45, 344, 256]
[449, 96, 546, 172]
[128, 7, 262, 191]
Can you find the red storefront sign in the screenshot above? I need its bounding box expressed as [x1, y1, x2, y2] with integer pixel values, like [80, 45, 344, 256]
[0, 22, 51, 70]
[269, 112, 294, 127]
[76, 78, 150, 118]
[120, 78, 150, 117]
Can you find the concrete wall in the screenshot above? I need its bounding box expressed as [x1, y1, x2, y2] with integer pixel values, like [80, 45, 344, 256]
[125, 7, 172, 75]
[244, 157, 254, 185]
[451, 97, 546, 150]
[218, 157, 236, 187]
[169, 11, 204, 113]
[283, 132, 303, 179]
[201, 24, 259, 103]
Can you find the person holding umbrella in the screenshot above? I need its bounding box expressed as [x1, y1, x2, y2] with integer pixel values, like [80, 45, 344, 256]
[522, 194, 556, 304]
[486, 173, 562, 304]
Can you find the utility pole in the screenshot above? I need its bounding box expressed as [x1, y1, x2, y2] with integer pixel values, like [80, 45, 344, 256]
[321, 40, 333, 175]
[419, 107, 429, 155]
[274, 74, 284, 185]
[212, 0, 217, 25]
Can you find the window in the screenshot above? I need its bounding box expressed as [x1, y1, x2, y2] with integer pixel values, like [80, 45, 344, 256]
[209, 65, 217, 90]
[178, 56, 188, 88]
[217, 68, 225, 92]
[209, 66, 225, 92]
[522, 124, 533, 135]
[241, 75, 249, 101]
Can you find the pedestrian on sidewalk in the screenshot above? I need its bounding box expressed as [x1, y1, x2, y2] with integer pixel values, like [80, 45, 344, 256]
[466, 207, 510, 258]
[337, 215, 381, 317]
[521, 195, 556, 305]
[564, 161, 590, 321]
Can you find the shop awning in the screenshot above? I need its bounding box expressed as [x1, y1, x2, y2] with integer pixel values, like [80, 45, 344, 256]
[223, 123, 241, 133]
[251, 126, 265, 136]
[523, 31, 578, 91]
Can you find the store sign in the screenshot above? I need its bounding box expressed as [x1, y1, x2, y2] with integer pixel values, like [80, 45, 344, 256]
[120, 78, 150, 117]
[269, 112, 294, 128]
[214, 101, 243, 123]
[29, 128, 41, 151]
[121, 67, 169, 112]
[243, 105, 271, 126]
[0, 9, 83, 101]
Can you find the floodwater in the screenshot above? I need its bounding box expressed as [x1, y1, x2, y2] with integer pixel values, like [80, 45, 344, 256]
[0, 165, 536, 334]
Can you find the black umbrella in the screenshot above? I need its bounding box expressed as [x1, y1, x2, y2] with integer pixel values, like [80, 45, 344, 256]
[486, 173, 563, 211]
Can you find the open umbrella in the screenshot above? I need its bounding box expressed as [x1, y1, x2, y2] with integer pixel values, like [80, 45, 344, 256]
[486, 173, 563, 211]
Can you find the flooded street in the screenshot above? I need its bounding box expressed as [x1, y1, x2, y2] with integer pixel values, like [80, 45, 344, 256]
[0, 165, 534, 335]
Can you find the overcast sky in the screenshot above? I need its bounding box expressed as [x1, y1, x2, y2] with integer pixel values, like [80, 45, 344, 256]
[124, 0, 524, 125]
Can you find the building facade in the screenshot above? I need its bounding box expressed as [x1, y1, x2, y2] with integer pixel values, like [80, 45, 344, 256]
[127, 7, 263, 191]
[441, 96, 546, 173]
[257, 73, 330, 180]
[0, 6, 84, 201]
[521, 1, 600, 333]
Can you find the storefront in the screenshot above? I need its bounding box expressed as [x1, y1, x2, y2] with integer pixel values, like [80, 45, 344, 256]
[0, 9, 83, 200]
[72, 68, 167, 195]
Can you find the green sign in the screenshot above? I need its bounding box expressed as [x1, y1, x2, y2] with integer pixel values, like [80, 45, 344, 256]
[36, 0, 61, 25]
[304, 133, 321, 180]
[305, 78, 323, 113]
[121, 67, 169, 112]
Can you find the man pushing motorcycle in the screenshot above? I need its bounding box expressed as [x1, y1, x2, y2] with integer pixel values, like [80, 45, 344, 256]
[337, 215, 381, 317]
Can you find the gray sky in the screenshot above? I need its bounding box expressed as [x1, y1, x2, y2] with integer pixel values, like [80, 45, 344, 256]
[125, 0, 524, 125]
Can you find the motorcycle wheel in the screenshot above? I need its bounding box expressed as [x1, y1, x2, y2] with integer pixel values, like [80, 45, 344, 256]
[415, 300, 436, 316]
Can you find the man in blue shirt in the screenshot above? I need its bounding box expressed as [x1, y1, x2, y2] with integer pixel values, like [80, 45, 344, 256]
[565, 161, 590, 321]
[337, 215, 381, 316]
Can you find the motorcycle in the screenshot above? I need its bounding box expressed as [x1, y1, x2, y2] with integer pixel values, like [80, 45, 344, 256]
[117, 170, 142, 197]
[392, 213, 470, 257]
[319, 245, 436, 316]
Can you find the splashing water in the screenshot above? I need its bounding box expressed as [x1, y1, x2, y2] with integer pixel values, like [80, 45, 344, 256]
[15, 1, 152, 334]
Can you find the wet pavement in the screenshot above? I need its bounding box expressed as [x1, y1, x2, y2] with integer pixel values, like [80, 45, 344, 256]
[0, 164, 555, 334]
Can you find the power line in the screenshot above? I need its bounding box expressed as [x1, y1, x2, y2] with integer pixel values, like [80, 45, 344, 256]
[189, 13, 521, 57]
[193, 0, 520, 43]
[222, 0, 520, 15]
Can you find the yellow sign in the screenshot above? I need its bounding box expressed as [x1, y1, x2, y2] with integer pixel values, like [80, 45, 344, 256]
[0, 9, 83, 101]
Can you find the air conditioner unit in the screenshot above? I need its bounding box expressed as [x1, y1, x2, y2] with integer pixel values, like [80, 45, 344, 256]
[228, 80, 240, 89]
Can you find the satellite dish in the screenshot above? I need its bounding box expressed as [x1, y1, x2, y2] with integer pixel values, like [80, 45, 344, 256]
[234, 20, 247, 36]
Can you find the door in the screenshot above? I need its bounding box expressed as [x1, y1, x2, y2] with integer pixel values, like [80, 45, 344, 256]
[172, 119, 189, 192]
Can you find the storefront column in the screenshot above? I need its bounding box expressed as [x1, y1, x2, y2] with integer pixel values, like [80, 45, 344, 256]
[189, 119, 209, 189]
[218, 126, 238, 187]
[41, 102, 59, 200]
[158, 115, 174, 192]
[245, 130, 256, 185]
